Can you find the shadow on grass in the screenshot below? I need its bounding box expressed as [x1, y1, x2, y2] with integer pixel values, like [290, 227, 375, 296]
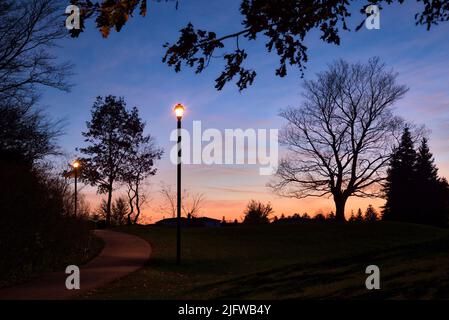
[188, 235, 449, 299]
[88, 223, 449, 299]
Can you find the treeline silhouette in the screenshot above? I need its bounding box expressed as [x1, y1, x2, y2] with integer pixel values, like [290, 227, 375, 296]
[240, 201, 380, 225]
[0, 0, 96, 287]
[382, 128, 449, 226]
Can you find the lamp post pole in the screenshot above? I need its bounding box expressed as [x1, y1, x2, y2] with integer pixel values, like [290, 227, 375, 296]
[72, 161, 80, 216]
[176, 116, 182, 265]
[174, 103, 185, 265]
[74, 166, 78, 216]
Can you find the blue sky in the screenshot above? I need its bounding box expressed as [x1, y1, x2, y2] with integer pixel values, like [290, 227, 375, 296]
[42, 0, 449, 221]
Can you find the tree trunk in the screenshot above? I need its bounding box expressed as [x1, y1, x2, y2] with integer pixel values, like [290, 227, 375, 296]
[133, 189, 140, 224]
[106, 184, 113, 226]
[334, 195, 347, 222]
[127, 190, 134, 226]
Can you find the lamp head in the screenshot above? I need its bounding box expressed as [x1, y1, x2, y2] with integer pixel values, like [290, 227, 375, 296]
[72, 161, 80, 169]
[174, 103, 185, 119]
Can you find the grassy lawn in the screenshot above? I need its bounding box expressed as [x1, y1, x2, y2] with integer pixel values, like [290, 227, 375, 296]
[83, 222, 449, 299]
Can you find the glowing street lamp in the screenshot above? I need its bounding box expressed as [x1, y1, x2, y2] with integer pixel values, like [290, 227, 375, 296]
[72, 160, 80, 216]
[174, 103, 185, 265]
[174, 103, 185, 119]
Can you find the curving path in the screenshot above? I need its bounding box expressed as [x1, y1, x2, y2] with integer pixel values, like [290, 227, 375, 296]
[0, 230, 151, 300]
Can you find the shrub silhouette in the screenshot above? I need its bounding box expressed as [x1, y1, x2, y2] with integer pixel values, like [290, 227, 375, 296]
[243, 200, 273, 225]
[0, 160, 91, 287]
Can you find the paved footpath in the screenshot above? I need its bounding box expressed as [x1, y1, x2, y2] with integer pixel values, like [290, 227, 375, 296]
[0, 230, 151, 300]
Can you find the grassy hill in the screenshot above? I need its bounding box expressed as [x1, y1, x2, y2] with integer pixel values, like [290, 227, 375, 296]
[83, 222, 449, 299]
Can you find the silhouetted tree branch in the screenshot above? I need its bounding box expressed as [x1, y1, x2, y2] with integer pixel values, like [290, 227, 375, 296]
[182, 191, 205, 218]
[159, 183, 205, 218]
[120, 108, 163, 224]
[159, 182, 177, 218]
[67, 0, 178, 37]
[68, 0, 448, 90]
[0, 101, 63, 164]
[80, 96, 134, 225]
[0, 0, 72, 105]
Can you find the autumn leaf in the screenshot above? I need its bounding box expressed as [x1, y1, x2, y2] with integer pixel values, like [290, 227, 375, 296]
[100, 25, 110, 38]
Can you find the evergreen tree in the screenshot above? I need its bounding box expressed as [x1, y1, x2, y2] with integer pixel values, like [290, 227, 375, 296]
[382, 128, 417, 222]
[349, 210, 356, 222]
[383, 132, 449, 226]
[414, 138, 449, 226]
[415, 138, 438, 182]
[355, 208, 364, 222]
[437, 178, 449, 226]
[365, 205, 379, 222]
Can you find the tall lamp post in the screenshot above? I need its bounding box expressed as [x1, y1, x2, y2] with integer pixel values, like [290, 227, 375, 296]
[174, 103, 185, 265]
[72, 160, 80, 216]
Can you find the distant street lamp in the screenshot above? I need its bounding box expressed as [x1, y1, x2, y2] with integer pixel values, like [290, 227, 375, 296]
[72, 160, 80, 216]
[174, 103, 185, 265]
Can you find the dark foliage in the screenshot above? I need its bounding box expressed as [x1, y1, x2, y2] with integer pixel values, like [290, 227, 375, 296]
[356, 208, 364, 222]
[97, 197, 129, 226]
[365, 205, 379, 222]
[273, 213, 308, 224]
[242, 200, 273, 224]
[383, 129, 449, 226]
[67, 0, 177, 37]
[0, 161, 93, 287]
[414, 138, 449, 226]
[69, 0, 448, 90]
[383, 128, 417, 221]
[0, 0, 93, 288]
[80, 96, 161, 225]
[121, 107, 163, 225]
[0, 98, 92, 288]
[80, 96, 134, 225]
[0, 103, 62, 165]
[273, 212, 345, 224]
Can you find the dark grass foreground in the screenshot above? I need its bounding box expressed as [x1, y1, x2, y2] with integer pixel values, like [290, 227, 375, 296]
[83, 222, 449, 299]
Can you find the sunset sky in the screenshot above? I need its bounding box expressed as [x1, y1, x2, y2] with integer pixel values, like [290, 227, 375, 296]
[42, 1, 449, 222]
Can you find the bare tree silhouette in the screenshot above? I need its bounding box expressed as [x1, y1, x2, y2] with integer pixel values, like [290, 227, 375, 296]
[0, 0, 72, 105]
[182, 191, 205, 218]
[270, 58, 408, 221]
[159, 183, 177, 218]
[0, 0, 71, 164]
[159, 183, 205, 218]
